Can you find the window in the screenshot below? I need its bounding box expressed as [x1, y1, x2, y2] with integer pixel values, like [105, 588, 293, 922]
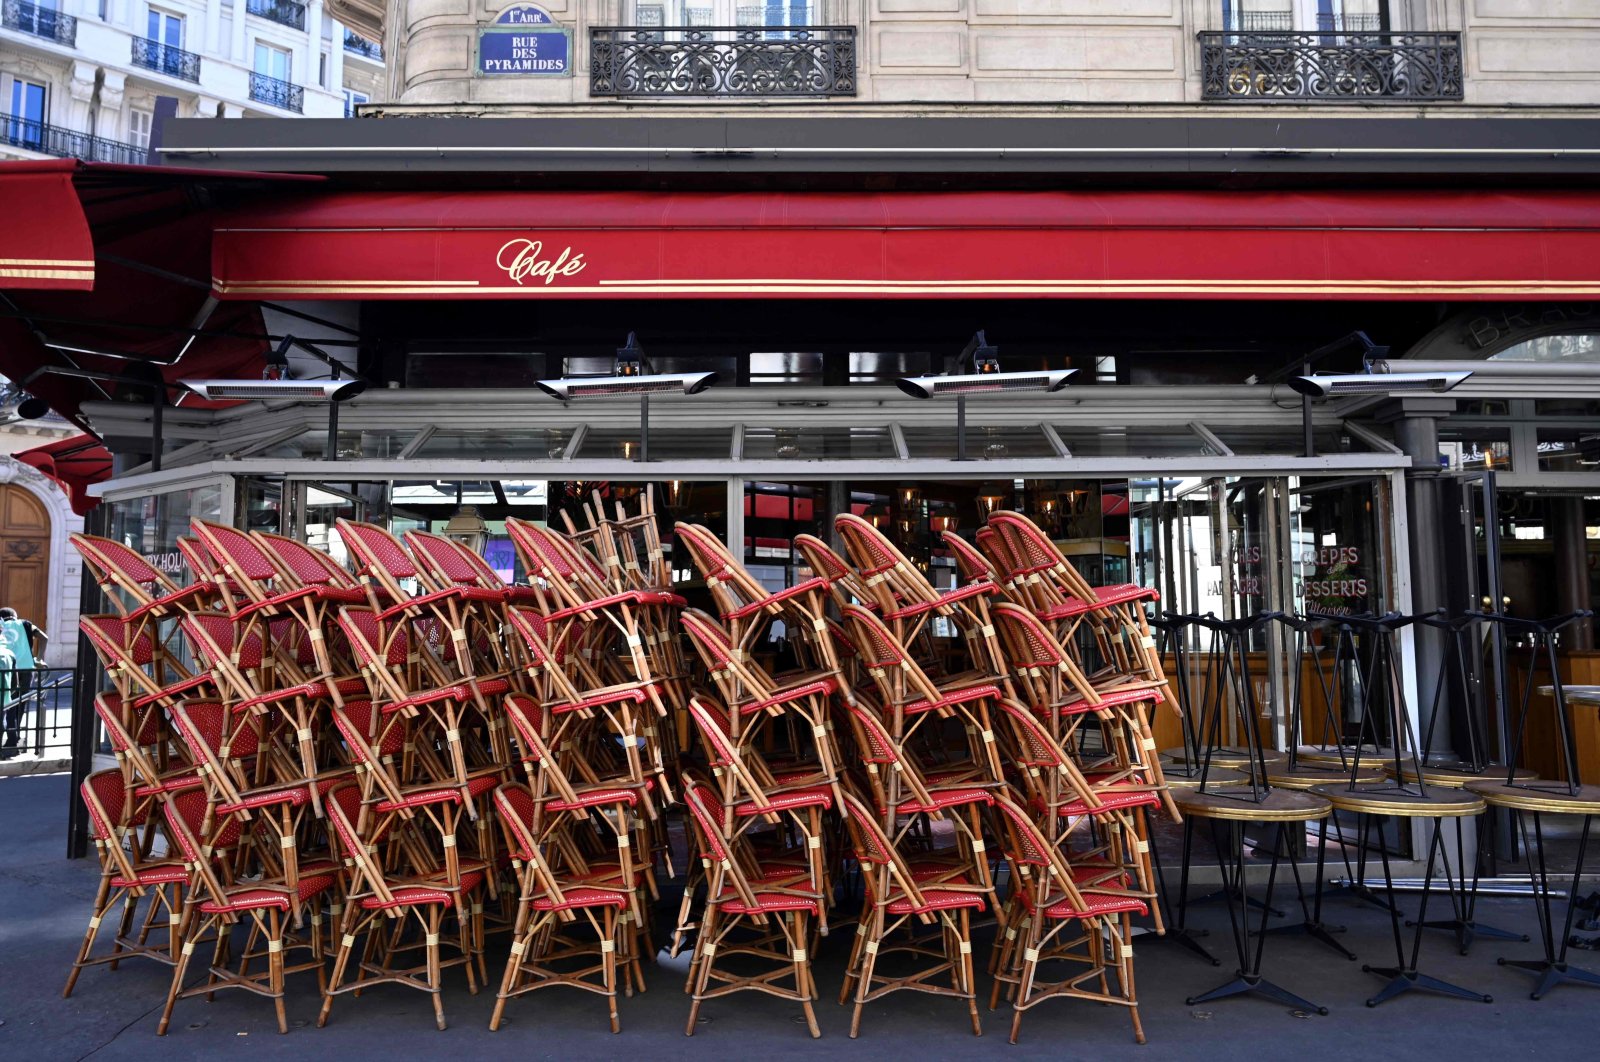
[343, 89, 368, 117]
[6, 79, 47, 150]
[147, 8, 184, 49]
[219, 13, 233, 59]
[318, 50, 327, 88]
[1221, 1, 1387, 33]
[630, 0, 814, 25]
[128, 108, 152, 151]
[254, 42, 291, 81]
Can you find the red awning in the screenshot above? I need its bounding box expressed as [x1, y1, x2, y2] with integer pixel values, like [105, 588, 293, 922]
[0, 161, 96, 290]
[0, 160, 319, 423]
[13, 434, 112, 515]
[213, 189, 1600, 301]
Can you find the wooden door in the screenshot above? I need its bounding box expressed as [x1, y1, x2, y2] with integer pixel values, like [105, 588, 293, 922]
[0, 485, 50, 637]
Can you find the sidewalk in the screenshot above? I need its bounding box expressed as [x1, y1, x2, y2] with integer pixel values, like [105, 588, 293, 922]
[0, 773, 1593, 1061]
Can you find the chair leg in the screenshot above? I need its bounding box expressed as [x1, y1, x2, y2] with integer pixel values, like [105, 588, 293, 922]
[603, 906, 621, 1033]
[267, 908, 288, 1035]
[156, 910, 204, 1036]
[1010, 915, 1043, 1044]
[1121, 912, 1146, 1045]
[63, 874, 114, 997]
[794, 911, 821, 1039]
[428, 907, 447, 1030]
[959, 909, 981, 1037]
[318, 906, 361, 1028]
[849, 907, 883, 1038]
[684, 905, 720, 1035]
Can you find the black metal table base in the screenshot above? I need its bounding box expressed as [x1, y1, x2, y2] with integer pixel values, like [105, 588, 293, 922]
[1183, 818, 1327, 1015]
[1265, 815, 1357, 961]
[1415, 918, 1528, 955]
[1358, 813, 1492, 1008]
[1498, 810, 1600, 1000]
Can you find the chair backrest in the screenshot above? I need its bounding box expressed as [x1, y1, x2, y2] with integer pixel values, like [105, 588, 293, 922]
[504, 607, 588, 704]
[506, 518, 600, 609]
[943, 530, 997, 586]
[405, 530, 500, 593]
[501, 692, 584, 805]
[335, 607, 410, 703]
[842, 701, 935, 808]
[70, 532, 181, 613]
[82, 767, 146, 836]
[492, 782, 576, 906]
[192, 519, 283, 604]
[839, 603, 946, 711]
[323, 780, 394, 903]
[992, 602, 1102, 707]
[673, 522, 769, 618]
[168, 700, 259, 805]
[989, 792, 1089, 911]
[679, 608, 778, 704]
[80, 614, 155, 669]
[335, 518, 422, 607]
[254, 531, 358, 591]
[180, 612, 266, 689]
[838, 786, 930, 909]
[793, 533, 871, 606]
[681, 778, 764, 910]
[162, 783, 243, 904]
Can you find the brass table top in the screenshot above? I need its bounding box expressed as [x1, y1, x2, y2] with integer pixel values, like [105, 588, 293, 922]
[1270, 762, 1387, 790]
[1295, 744, 1398, 767]
[1464, 779, 1600, 815]
[1309, 782, 1486, 818]
[1174, 786, 1332, 823]
[1386, 763, 1539, 789]
[1539, 685, 1600, 707]
[1160, 745, 1263, 768]
[1161, 763, 1250, 789]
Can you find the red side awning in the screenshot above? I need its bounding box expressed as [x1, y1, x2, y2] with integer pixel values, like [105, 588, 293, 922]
[213, 189, 1600, 301]
[0, 160, 95, 290]
[13, 434, 113, 515]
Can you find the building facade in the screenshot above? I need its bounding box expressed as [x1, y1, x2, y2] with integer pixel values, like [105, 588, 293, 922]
[1, 0, 385, 163]
[363, 0, 1600, 109]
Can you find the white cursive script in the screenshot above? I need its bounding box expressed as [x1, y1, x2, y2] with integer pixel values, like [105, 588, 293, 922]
[496, 239, 587, 286]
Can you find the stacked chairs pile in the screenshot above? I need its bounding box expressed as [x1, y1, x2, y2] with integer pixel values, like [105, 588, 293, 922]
[65, 498, 1175, 1043]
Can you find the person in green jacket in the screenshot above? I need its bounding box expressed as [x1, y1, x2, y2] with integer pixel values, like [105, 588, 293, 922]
[0, 607, 46, 758]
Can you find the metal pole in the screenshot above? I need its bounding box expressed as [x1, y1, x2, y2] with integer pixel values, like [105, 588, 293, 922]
[640, 394, 650, 464]
[65, 505, 109, 859]
[1301, 360, 1315, 458]
[150, 389, 163, 473]
[325, 366, 341, 461]
[956, 394, 968, 462]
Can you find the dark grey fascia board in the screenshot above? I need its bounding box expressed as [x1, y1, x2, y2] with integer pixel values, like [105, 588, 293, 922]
[157, 115, 1600, 177]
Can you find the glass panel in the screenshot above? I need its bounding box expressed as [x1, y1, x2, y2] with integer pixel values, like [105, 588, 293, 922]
[247, 428, 417, 460]
[1213, 424, 1373, 455]
[1289, 477, 1389, 618]
[416, 428, 574, 460]
[742, 426, 897, 460]
[1490, 333, 1600, 363]
[1053, 424, 1212, 457]
[1535, 427, 1600, 473]
[1439, 426, 1513, 473]
[578, 427, 730, 461]
[105, 483, 225, 582]
[900, 425, 1058, 460]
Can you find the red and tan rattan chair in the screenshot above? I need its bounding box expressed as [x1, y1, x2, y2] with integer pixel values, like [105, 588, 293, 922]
[794, 532, 874, 613]
[490, 782, 647, 1033]
[63, 768, 190, 997]
[317, 781, 487, 1031]
[987, 794, 1147, 1045]
[837, 788, 987, 1038]
[71, 531, 216, 624]
[680, 779, 823, 1038]
[157, 786, 338, 1035]
[250, 530, 371, 676]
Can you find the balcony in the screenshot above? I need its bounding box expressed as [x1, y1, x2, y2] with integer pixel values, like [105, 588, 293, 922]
[2, 113, 146, 165]
[590, 26, 856, 98]
[249, 71, 304, 113]
[131, 37, 202, 82]
[246, 0, 305, 31]
[1199, 29, 1463, 102]
[2, 0, 76, 46]
[343, 28, 382, 61]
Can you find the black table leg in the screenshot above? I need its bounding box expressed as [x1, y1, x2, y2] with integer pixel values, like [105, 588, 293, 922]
[1267, 813, 1355, 960]
[1149, 808, 1220, 966]
[1185, 818, 1328, 1015]
[1414, 809, 1527, 954]
[1499, 811, 1600, 999]
[1362, 814, 1493, 1007]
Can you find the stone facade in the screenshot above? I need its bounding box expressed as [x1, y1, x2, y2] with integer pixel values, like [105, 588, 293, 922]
[368, 0, 1600, 109]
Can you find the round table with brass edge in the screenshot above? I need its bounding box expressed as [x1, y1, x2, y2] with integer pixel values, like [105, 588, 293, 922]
[1465, 780, 1600, 1000]
[1385, 764, 1536, 954]
[1260, 762, 1388, 961]
[1311, 783, 1493, 1008]
[1295, 744, 1399, 768]
[1161, 745, 1262, 769]
[1173, 788, 1334, 1015]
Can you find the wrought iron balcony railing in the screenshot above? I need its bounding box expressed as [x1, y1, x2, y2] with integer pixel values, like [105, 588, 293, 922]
[1199, 30, 1463, 102]
[343, 28, 383, 60]
[245, 0, 305, 31]
[249, 71, 304, 113]
[3, 0, 76, 45]
[590, 26, 856, 98]
[1, 112, 146, 165]
[131, 37, 202, 82]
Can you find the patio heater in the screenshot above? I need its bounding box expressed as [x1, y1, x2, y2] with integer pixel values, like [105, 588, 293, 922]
[535, 334, 717, 463]
[17, 362, 170, 471]
[894, 331, 1076, 461]
[183, 336, 369, 462]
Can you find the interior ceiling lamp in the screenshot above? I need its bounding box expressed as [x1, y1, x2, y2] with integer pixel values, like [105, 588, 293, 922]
[896, 332, 1077, 461]
[537, 334, 716, 463]
[442, 502, 490, 556]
